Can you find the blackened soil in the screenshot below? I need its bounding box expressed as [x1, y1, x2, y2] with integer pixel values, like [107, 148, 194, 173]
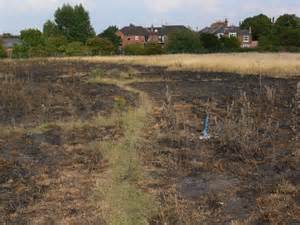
[131, 68, 300, 225]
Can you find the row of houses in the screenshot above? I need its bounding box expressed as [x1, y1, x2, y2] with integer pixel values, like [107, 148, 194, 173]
[116, 19, 257, 49]
[0, 19, 257, 55]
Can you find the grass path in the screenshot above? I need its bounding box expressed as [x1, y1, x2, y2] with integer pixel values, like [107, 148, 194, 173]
[92, 78, 158, 225]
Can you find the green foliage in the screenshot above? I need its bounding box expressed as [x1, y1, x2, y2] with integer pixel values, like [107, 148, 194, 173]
[200, 33, 221, 52]
[45, 35, 68, 56]
[43, 20, 61, 38]
[28, 45, 48, 57]
[278, 28, 300, 47]
[258, 34, 280, 51]
[167, 30, 202, 53]
[20, 29, 44, 47]
[144, 42, 164, 55]
[0, 44, 6, 58]
[124, 44, 145, 55]
[240, 14, 273, 40]
[275, 14, 300, 28]
[86, 37, 115, 55]
[65, 41, 88, 56]
[220, 37, 241, 51]
[99, 26, 121, 51]
[12, 44, 29, 58]
[54, 4, 95, 43]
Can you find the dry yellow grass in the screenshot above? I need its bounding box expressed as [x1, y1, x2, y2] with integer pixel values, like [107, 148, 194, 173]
[3, 53, 300, 78]
[63, 53, 300, 78]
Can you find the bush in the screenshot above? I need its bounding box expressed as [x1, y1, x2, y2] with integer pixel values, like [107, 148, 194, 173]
[20, 29, 44, 47]
[65, 42, 88, 56]
[45, 35, 68, 56]
[167, 30, 203, 53]
[28, 45, 49, 57]
[124, 44, 145, 55]
[12, 44, 29, 58]
[144, 42, 164, 55]
[220, 37, 240, 51]
[200, 33, 221, 52]
[0, 44, 6, 58]
[86, 37, 115, 55]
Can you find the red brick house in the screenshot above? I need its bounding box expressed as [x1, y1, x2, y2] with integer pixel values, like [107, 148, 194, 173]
[200, 19, 258, 48]
[116, 24, 149, 48]
[117, 24, 190, 48]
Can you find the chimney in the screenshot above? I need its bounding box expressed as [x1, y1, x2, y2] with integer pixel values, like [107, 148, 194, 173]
[225, 18, 229, 27]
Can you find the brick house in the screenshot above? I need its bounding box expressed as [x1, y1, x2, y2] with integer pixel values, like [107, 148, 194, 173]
[117, 24, 189, 48]
[147, 25, 189, 45]
[200, 19, 258, 48]
[0, 33, 22, 57]
[116, 24, 149, 48]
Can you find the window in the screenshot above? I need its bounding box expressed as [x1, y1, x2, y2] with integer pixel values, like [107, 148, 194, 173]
[243, 35, 249, 43]
[135, 36, 139, 41]
[127, 37, 131, 41]
[229, 32, 237, 38]
[217, 33, 224, 38]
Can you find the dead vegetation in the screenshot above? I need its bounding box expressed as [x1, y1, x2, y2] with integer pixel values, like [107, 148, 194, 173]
[0, 58, 299, 225]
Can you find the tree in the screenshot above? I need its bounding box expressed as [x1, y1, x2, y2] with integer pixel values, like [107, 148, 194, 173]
[200, 33, 221, 52]
[124, 44, 145, 55]
[12, 44, 29, 58]
[278, 28, 300, 47]
[275, 14, 300, 28]
[43, 20, 61, 38]
[99, 26, 121, 51]
[86, 37, 115, 55]
[54, 4, 95, 43]
[144, 42, 164, 55]
[20, 29, 44, 47]
[240, 14, 273, 40]
[167, 30, 202, 53]
[65, 41, 88, 56]
[220, 37, 240, 51]
[0, 44, 6, 58]
[45, 35, 68, 56]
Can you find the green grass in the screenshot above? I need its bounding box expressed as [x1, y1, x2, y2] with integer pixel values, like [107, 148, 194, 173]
[92, 78, 157, 225]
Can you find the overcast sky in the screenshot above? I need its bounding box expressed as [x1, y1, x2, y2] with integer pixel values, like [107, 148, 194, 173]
[0, 0, 299, 34]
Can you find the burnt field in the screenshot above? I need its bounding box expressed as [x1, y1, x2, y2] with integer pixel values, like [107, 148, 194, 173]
[0, 59, 299, 225]
[130, 69, 300, 225]
[0, 61, 138, 224]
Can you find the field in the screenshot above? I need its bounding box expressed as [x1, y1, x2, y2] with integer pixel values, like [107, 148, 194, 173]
[0, 54, 299, 225]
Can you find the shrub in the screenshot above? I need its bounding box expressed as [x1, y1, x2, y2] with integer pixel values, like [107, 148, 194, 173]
[200, 33, 221, 52]
[0, 44, 6, 58]
[65, 41, 88, 56]
[12, 44, 29, 58]
[86, 37, 115, 55]
[45, 36, 68, 56]
[220, 37, 241, 51]
[28, 45, 49, 57]
[124, 44, 145, 55]
[20, 29, 44, 47]
[144, 42, 164, 55]
[167, 30, 203, 53]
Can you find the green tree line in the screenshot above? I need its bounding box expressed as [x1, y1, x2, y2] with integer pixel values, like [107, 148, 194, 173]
[0, 5, 299, 58]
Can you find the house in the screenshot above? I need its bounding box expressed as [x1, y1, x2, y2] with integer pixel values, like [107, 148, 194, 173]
[116, 24, 149, 48]
[117, 24, 190, 48]
[200, 19, 258, 48]
[0, 33, 22, 57]
[147, 25, 190, 45]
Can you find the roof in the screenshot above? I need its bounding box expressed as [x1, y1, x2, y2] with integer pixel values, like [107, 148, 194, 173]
[200, 21, 227, 34]
[161, 25, 189, 35]
[120, 24, 149, 36]
[0, 35, 21, 48]
[200, 22, 250, 36]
